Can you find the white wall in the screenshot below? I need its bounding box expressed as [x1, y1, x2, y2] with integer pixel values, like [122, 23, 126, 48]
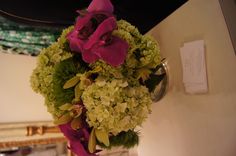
[138, 0, 236, 156]
[0, 53, 52, 123]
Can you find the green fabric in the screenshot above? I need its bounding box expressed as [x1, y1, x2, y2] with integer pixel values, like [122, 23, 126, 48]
[0, 16, 63, 56]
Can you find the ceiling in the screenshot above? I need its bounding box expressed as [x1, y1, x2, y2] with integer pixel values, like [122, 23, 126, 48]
[0, 0, 187, 34]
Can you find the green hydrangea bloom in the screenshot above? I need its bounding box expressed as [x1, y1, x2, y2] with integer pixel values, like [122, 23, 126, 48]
[82, 78, 152, 135]
[114, 20, 161, 69]
[30, 27, 73, 117]
[138, 35, 161, 68]
[31, 20, 161, 130]
[89, 61, 124, 79]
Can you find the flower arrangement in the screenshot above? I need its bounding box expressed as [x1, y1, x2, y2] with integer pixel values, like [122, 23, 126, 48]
[30, 0, 164, 155]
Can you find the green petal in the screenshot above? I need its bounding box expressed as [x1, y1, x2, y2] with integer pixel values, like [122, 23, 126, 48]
[63, 76, 80, 89]
[88, 128, 96, 153]
[73, 106, 82, 118]
[95, 129, 110, 147]
[74, 84, 82, 100]
[70, 118, 82, 130]
[54, 113, 72, 125]
[59, 103, 73, 111]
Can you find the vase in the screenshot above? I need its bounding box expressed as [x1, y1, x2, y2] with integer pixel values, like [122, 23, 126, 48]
[151, 58, 169, 102]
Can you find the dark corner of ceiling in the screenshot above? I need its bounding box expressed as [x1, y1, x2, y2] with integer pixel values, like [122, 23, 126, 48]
[0, 0, 188, 34]
[113, 0, 188, 34]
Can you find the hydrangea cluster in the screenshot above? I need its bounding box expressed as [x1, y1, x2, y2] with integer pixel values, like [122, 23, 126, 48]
[31, 27, 73, 117]
[82, 78, 152, 135]
[30, 0, 162, 155]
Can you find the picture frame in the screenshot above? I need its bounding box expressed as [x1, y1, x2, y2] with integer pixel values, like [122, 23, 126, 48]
[0, 121, 65, 149]
[0, 121, 134, 156]
[0, 121, 72, 156]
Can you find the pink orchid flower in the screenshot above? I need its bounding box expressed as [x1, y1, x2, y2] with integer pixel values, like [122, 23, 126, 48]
[59, 123, 96, 156]
[67, 0, 128, 67]
[87, 0, 114, 13]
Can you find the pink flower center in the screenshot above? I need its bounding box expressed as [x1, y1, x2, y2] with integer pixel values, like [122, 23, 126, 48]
[78, 13, 108, 40]
[99, 31, 113, 46]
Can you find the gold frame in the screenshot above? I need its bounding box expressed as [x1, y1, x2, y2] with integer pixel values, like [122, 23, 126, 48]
[0, 121, 66, 149]
[0, 121, 138, 155]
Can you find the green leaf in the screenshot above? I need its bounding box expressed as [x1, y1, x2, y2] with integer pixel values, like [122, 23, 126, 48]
[136, 68, 152, 82]
[88, 128, 96, 153]
[144, 73, 166, 92]
[63, 76, 80, 89]
[59, 103, 73, 111]
[85, 66, 102, 76]
[95, 129, 110, 147]
[54, 113, 72, 125]
[52, 57, 78, 107]
[96, 130, 139, 149]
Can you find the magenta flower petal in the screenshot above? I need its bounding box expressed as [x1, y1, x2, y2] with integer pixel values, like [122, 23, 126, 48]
[82, 17, 128, 66]
[84, 17, 116, 50]
[59, 123, 96, 156]
[87, 0, 114, 13]
[67, 0, 128, 66]
[67, 30, 85, 52]
[70, 139, 94, 156]
[75, 13, 93, 32]
[82, 49, 100, 63]
[67, 14, 94, 52]
[94, 36, 129, 66]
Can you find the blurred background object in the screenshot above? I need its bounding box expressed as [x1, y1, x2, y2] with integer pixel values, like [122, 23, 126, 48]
[0, 16, 63, 56]
[0, 143, 67, 156]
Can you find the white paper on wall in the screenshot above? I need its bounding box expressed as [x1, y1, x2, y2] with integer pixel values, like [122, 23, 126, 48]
[180, 40, 208, 94]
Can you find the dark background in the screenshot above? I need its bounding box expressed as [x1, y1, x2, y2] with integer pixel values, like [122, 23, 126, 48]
[0, 0, 187, 34]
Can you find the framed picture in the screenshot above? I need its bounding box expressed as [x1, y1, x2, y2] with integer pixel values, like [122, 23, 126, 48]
[0, 121, 135, 156]
[0, 121, 65, 148]
[0, 121, 69, 155]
